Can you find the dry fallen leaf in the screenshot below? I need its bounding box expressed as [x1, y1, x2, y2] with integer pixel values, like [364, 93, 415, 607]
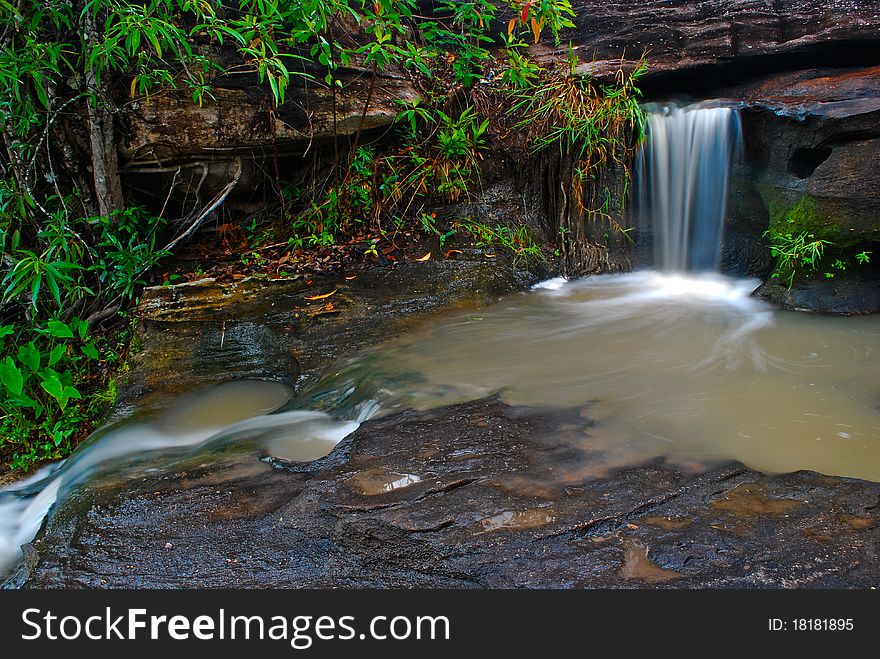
[414, 252, 432, 262]
[444, 249, 462, 258]
[345, 275, 357, 280]
[304, 288, 337, 301]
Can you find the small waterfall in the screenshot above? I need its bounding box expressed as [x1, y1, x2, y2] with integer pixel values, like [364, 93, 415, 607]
[636, 102, 742, 272]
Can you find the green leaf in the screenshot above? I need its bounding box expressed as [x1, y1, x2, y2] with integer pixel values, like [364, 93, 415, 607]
[40, 373, 67, 409]
[34, 80, 49, 110]
[0, 356, 24, 395]
[11, 392, 39, 409]
[81, 341, 99, 360]
[46, 320, 74, 338]
[28, 269, 41, 307]
[48, 344, 66, 366]
[17, 342, 40, 371]
[0, 325, 14, 339]
[73, 317, 88, 339]
[63, 385, 81, 400]
[45, 267, 61, 306]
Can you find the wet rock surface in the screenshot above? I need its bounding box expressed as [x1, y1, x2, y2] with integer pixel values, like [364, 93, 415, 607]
[16, 398, 880, 589]
[119, 255, 538, 414]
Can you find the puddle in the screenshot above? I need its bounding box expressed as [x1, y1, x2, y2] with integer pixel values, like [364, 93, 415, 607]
[620, 539, 681, 583]
[347, 468, 423, 495]
[477, 509, 557, 533]
[711, 483, 801, 516]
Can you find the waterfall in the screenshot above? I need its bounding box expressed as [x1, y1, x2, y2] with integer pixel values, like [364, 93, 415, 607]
[636, 102, 742, 272]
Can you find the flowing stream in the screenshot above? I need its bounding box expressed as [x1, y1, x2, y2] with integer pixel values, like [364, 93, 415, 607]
[2, 101, 880, 578]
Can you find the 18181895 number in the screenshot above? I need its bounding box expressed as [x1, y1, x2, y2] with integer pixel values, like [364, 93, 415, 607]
[791, 619, 853, 631]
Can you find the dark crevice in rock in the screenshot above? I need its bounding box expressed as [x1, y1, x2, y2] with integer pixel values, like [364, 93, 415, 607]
[640, 39, 880, 99]
[788, 146, 832, 179]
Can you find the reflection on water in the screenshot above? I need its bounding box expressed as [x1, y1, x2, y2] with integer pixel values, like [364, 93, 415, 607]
[307, 271, 880, 482]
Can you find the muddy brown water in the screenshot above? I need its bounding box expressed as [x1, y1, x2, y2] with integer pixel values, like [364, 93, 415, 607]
[308, 271, 880, 482]
[3, 270, 880, 577]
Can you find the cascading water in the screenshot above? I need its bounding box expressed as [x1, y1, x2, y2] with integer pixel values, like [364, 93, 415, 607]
[4, 100, 880, 585]
[0, 380, 378, 576]
[636, 102, 742, 272]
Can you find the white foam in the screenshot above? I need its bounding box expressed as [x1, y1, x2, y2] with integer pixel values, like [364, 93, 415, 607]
[532, 277, 568, 291]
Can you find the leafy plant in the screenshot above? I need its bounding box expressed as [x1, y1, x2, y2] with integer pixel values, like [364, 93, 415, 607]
[500, 34, 543, 89]
[764, 230, 832, 288]
[0, 318, 104, 470]
[92, 206, 169, 301]
[460, 220, 546, 265]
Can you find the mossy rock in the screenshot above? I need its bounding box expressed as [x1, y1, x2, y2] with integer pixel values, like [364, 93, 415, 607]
[760, 187, 862, 248]
[757, 185, 879, 287]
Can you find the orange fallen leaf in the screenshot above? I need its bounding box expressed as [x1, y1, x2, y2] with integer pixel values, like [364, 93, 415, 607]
[444, 249, 462, 258]
[414, 252, 432, 262]
[530, 17, 542, 44]
[305, 289, 337, 301]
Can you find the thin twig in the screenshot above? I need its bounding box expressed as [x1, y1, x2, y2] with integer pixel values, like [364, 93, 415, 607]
[159, 156, 242, 255]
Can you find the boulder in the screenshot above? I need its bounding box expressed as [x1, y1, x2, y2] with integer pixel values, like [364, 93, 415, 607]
[717, 66, 880, 311]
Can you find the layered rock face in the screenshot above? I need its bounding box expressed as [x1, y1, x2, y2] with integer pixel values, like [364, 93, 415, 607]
[718, 66, 880, 312]
[121, 67, 418, 196]
[560, 0, 880, 77]
[120, 1, 880, 193]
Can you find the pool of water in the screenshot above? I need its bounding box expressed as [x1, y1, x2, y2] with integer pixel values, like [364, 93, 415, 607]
[302, 271, 880, 482]
[3, 270, 880, 577]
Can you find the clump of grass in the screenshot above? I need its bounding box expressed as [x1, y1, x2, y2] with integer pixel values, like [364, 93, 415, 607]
[507, 53, 647, 257]
[459, 220, 546, 266]
[764, 230, 831, 288]
[510, 53, 647, 166]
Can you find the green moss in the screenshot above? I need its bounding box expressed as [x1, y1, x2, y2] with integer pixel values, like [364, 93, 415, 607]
[759, 186, 871, 286]
[760, 187, 854, 246]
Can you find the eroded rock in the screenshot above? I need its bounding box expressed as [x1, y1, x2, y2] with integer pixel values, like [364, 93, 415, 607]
[17, 398, 880, 588]
[712, 66, 880, 311]
[120, 256, 537, 412]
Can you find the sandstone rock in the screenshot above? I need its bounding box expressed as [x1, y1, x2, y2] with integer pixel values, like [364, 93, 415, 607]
[122, 257, 537, 410]
[555, 0, 880, 78]
[121, 67, 418, 195]
[715, 66, 880, 311]
[15, 398, 880, 588]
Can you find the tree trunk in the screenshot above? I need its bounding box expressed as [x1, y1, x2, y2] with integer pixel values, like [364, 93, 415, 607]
[83, 9, 124, 218]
